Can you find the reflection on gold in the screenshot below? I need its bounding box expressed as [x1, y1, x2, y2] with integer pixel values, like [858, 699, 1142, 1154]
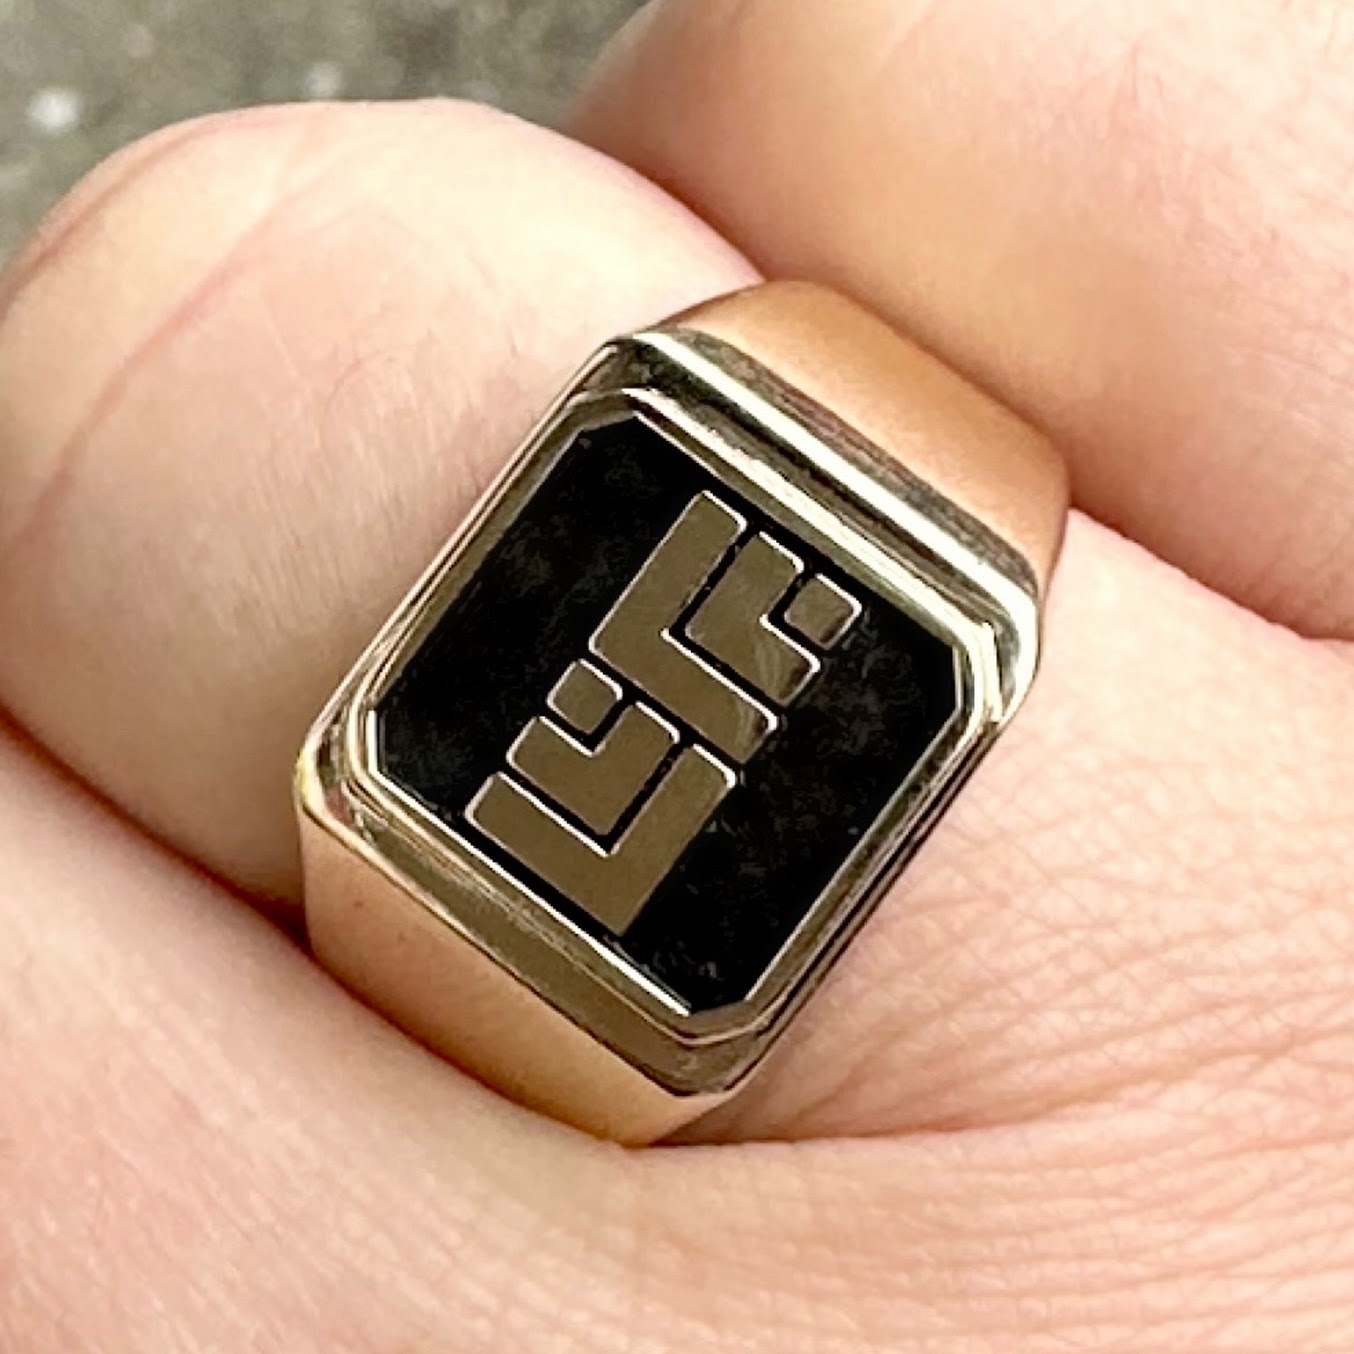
[591, 493, 775, 764]
[468, 746, 734, 936]
[546, 660, 621, 736]
[686, 532, 818, 706]
[509, 702, 676, 837]
[783, 576, 861, 650]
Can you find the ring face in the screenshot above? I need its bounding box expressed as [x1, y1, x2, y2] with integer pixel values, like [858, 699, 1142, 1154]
[298, 292, 1057, 1126]
[376, 416, 961, 1016]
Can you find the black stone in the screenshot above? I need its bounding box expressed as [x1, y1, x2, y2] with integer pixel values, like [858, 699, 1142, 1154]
[377, 419, 958, 1013]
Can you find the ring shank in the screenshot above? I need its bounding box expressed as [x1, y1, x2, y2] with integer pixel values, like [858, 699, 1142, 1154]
[303, 803, 703, 1143]
[668, 282, 1067, 598]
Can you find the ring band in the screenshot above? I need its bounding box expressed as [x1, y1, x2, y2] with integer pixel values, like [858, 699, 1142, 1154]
[296, 282, 1067, 1142]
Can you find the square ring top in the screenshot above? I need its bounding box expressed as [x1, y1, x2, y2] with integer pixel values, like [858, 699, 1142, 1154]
[298, 284, 1064, 1106]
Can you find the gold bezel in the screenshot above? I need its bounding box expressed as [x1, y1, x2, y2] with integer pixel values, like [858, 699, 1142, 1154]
[297, 330, 1039, 1096]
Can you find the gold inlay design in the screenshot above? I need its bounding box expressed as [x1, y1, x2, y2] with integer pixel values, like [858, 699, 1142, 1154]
[509, 701, 676, 837]
[465, 492, 860, 936]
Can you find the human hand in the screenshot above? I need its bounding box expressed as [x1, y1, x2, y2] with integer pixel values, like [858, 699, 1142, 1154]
[2, 1, 1352, 1347]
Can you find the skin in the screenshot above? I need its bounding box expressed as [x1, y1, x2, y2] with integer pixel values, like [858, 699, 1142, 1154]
[1, 0, 1353, 1347]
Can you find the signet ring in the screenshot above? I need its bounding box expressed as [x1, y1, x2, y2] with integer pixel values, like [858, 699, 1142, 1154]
[296, 282, 1068, 1142]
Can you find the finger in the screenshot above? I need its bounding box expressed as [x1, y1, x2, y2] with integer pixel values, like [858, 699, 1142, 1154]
[0, 725, 613, 1347]
[7, 735, 1353, 1350]
[0, 100, 755, 905]
[690, 516, 1354, 1140]
[2, 100, 1352, 1147]
[576, 0, 1354, 640]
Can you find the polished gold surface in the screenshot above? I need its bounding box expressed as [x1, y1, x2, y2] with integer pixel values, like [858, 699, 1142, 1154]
[469, 738, 732, 936]
[783, 575, 861, 650]
[590, 491, 774, 764]
[508, 700, 675, 837]
[546, 659, 622, 737]
[684, 531, 823, 707]
[301, 794, 706, 1143]
[296, 281, 1067, 1141]
[669, 282, 1069, 598]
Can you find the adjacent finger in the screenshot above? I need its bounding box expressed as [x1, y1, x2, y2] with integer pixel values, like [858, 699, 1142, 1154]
[0, 100, 755, 906]
[0, 725, 619, 1347]
[6, 731, 1353, 1349]
[576, 0, 1354, 640]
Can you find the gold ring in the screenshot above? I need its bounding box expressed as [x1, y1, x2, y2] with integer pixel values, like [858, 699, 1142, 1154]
[296, 282, 1068, 1142]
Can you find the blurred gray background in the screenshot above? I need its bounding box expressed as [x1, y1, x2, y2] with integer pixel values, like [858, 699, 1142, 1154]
[0, 0, 645, 260]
